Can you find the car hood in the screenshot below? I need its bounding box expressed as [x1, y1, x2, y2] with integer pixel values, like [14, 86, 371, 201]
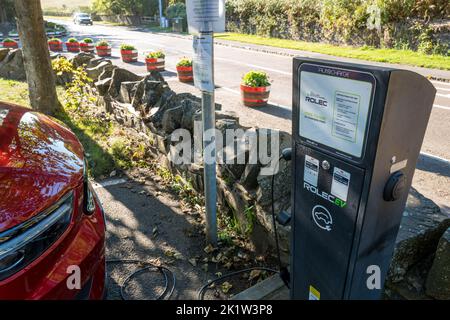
[0, 103, 84, 232]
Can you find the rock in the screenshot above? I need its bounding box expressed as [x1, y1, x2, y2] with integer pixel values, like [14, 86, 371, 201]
[70, 52, 95, 68]
[217, 179, 254, 233]
[107, 68, 143, 99]
[152, 94, 202, 131]
[98, 64, 117, 81]
[109, 100, 145, 130]
[87, 57, 109, 68]
[120, 81, 140, 103]
[161, 104, 184, 133]
[255, 129, 292, 208]
[387, 189, 450, 283]
[95, 77, 112, 96]
[49, 52, 62, 60]
[55, 73, 73, 86]
[0, 48, 9, 63]
[86, 60, 112, 81]
[131, 73, 172, 116]
[215, 110, 240, 124]
[151, 93, 200, 127]
[240, 163, 261, 190]
[425, 227, 450, 299]
[0, 49, 25, 81]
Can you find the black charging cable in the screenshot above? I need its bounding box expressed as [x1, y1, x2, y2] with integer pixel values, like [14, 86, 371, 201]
[271, 148, 292, 288]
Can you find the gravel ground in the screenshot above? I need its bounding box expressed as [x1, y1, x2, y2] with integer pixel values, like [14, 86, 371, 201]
[94, 169, 277, 300]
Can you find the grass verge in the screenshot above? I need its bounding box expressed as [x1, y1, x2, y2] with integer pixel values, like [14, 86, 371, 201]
[0, 77, 148, 177]
[215, 33, 450, 70]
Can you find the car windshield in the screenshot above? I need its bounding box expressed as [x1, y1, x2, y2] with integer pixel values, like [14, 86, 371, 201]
[78, 14, 90, 18]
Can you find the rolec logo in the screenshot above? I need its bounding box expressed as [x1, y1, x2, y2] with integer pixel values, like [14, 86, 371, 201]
[305, 91, 328, 107]
[303, 182, 347, 208]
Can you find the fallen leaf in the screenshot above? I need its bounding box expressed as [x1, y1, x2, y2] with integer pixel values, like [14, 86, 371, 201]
[164, 249, 175, 257]
[202, 263, 209, 272]
[221, 282, 232, 294]
[215, 272, 223, 277]
[188, 258, 197, 266]
[249, 269, 262, 281]
[204, 244, 216, 254]
[173, 252, 183, 260]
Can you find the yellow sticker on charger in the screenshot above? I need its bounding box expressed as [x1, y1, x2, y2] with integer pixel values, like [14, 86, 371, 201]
[309, 285, 320, 300]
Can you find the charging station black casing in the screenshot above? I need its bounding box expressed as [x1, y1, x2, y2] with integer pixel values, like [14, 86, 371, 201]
[291, 57, 436, 300]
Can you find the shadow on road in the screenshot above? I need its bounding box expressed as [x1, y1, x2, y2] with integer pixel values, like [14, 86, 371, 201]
[417, 154, 450, 178]
[98, 174, 209, 300]
[253, 102, 292, 120]
[161, 70, 177, 78]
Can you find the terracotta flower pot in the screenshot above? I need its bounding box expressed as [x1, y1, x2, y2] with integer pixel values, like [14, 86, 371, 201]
[3, 41, 18, 49]
[240, 84, 271, 107]
[66, 42, 80, 53]
[121, 49, 138, 63]
[48, 41, 63, 52]
[176, 65, 193, 82]
[145, 57, 165, 72]
[80, 42, 94, 53]
[96, 45, 111, 57]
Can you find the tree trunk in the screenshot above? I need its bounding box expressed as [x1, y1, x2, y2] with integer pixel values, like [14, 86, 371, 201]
[14, 0, 60, 115]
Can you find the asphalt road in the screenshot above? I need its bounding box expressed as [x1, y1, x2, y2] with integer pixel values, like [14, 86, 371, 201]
[51, 19, 450, 163]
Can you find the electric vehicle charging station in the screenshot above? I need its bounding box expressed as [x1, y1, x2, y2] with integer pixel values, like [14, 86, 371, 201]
[290, 57, 436, 300]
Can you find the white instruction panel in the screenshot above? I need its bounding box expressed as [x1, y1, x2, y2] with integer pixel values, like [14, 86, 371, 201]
[186, 0, 225, 34]
[193, 34, 214, 92]
[331, 167, 351, 202]
[304, 155, 319, 186]
[299, 67, 374, 158]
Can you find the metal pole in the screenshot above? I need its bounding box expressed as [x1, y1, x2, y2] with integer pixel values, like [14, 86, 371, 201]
[201, 27, 217, 245]
[158, 0, 164, 28]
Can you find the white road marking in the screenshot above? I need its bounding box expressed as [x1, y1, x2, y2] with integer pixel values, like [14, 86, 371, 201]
[436, 87, 450, 92]
[215, 56, 292, 76]
[419, 152, 450, 166]
[434, 104, 450, 111]
[431, 80, 450, 87]
[219, 87, 240, 95]
[436, 93, 450, 99]
[93, 178, 128, 189]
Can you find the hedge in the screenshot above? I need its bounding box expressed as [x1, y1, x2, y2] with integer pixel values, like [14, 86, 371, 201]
[225, 0, 449, 55]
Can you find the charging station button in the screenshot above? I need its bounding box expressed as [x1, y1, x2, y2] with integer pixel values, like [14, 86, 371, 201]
[383, 171, 406, 201]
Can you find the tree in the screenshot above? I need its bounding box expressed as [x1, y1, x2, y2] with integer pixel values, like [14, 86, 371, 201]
[14, 0, 60, 115]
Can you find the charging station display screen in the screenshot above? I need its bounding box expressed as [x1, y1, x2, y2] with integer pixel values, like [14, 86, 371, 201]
[298, 64, 375, 158]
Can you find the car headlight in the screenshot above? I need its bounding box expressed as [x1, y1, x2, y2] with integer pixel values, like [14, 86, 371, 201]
[83, 158, 96, 215]
[0, 191, 73, 281]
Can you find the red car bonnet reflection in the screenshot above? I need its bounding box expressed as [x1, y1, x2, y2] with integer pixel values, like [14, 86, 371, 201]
[0, 104, 84, 232]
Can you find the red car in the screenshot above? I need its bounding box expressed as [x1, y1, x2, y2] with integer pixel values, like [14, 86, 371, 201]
[0, 102, 106, 299]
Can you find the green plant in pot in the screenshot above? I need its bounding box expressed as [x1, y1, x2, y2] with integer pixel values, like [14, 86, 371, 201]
[96, 40, 111, 57]
[66, 37, 80, 52]
[176, 58, 193, 82]
[241, 71, 271, 107]
[2, 38, 18, 48]
[120, 44, 136, 51]
[146, 50, 166, 71]
[48, 37, 63, 52]
[80, 38, 94, 52]
[120, 44, 138, 62]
